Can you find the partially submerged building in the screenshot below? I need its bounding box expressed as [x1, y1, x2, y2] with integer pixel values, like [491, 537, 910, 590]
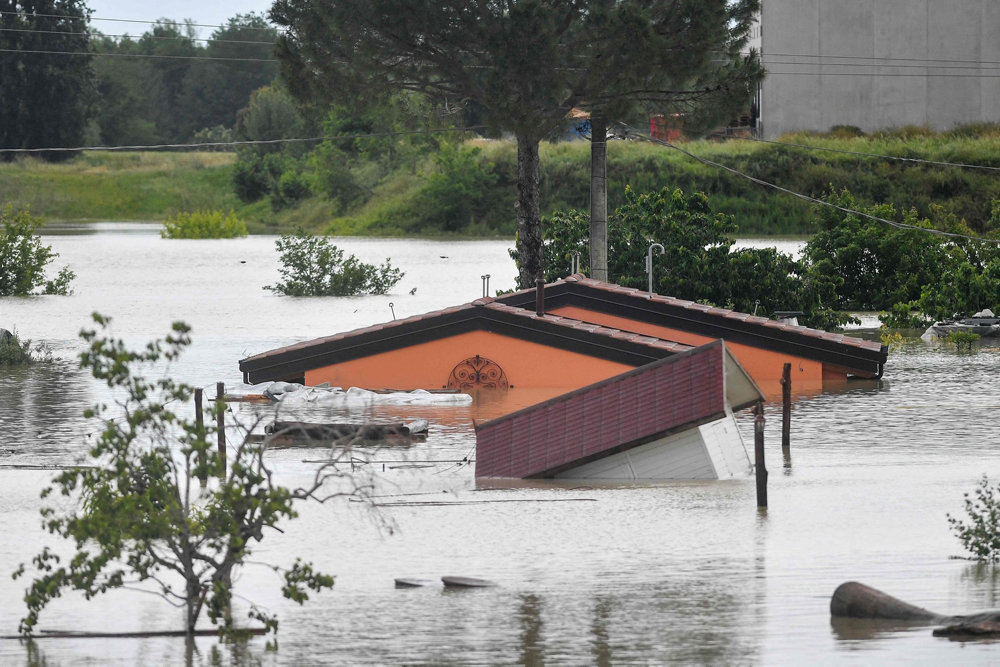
[495, 275, 887, 391]
[240, 297, 692, 415]
[475, 340, 763, 480]
[239, 276, 887, 480]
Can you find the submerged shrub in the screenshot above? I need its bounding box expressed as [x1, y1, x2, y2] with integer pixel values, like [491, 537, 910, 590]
[0, 205, 74, 296]
[945, 330, 980, 353]
[161, 209, 248, 239]
[949, 475, 1000, 561]
[266, 230, 404, 296]
[0, 329, 46, 366]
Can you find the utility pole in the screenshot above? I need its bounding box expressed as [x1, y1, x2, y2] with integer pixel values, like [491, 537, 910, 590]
[589, 113, 608, 281]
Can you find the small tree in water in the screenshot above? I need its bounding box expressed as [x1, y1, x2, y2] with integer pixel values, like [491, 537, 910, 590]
[0, 205, 74, 296]
[13, 314, 372, 636]
[948, 475, 1000, 562]
[266, 230, 403, 296]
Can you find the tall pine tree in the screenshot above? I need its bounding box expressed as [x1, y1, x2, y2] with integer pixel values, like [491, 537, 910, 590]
[271, 0, 762, 287]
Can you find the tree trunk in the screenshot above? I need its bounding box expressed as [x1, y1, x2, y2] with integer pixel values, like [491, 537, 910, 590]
[589, 114, 608, 282]
[515, 133, 543, 289]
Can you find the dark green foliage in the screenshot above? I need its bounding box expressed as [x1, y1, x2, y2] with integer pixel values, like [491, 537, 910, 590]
[803, 189, 1000, 320]
[267, 231, 404, 296]
[0, 330, 45, 366]
[0, 205, 74, 296]
[92, 14, 279, 146]
[0, 0, 95, 160]
[948, 475, 1000, 561]
[271, 0, 762, 287]
[878, 302, 930, 329]
[13, 315, 348, 636]
[415, 144, 500, 233]
[520, 186, 855, 329]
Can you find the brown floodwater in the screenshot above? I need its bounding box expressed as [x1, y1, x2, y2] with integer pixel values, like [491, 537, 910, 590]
[2, 226, 999, 665]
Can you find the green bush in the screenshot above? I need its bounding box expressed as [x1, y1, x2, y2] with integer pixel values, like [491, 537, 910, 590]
[945, 330, 980, 353]
[266, 230, 404, 296]
[0, 205, 74, 296]
[948, 475, 1000, 561]
[161, 209, 248, 239]
[519, 186, 855, 329]
[0, 329, 46, 366]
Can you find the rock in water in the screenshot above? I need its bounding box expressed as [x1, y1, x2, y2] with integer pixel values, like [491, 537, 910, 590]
[830, 582, 941, 621]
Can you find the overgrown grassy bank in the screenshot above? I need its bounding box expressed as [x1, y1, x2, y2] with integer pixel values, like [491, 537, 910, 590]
[4, 126, 1000, 236]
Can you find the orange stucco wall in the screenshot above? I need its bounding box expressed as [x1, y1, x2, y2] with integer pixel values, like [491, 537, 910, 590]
[303, 330, 634, 395]
[549, 305, 835, 395]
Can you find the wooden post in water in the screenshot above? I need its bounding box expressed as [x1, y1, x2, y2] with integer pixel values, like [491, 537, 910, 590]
[216, 382, 226, 469]
[781, 362, 792, 457]
[194, 388, 205, 485]
[754, 401, 767, 508]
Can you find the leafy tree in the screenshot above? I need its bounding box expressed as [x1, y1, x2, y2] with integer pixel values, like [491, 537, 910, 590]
[270, 0, 763, 288]
[184, 13, 279, 133]
[803, 190, 969, 311]
[0, 205, 75, 296]
[267, 231, 404, 296]
[520, 187, 854, 329]
[13, 315, 366, 636]
[948, 475, 1000, 562]
[232, 86, 309, 206]
[416, 144, 499, 233]
[0, 0, 95, 160]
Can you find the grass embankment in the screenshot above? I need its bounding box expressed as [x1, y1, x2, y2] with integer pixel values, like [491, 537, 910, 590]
[4, 126, 1000, 236]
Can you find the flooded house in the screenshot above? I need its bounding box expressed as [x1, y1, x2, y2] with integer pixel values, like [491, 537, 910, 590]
[494, 274, 888, 395]
[239, 275, 887, 480]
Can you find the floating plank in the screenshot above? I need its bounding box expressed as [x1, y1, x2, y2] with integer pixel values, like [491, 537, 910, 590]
[442, 576, 496, 588]
[394, 578, 438, 588]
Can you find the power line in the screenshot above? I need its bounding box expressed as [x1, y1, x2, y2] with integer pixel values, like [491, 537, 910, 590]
[615, 122, 1000, 245]
[0, 10, 275, 33]
[749, 51, 1000, 67]
[741, 137, 1000, 172]
[763, 59, 1000, 72]
[0, 47, 276, 63]
[767, 70, 1000, 78]
[0, 26, 275, 46]
[0, 126, 488, 154]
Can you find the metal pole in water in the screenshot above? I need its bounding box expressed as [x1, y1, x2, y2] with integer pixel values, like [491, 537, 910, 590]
[754, 401, 767, 508]
[781, 362, 792, 456]
[216, 382, 226, 469]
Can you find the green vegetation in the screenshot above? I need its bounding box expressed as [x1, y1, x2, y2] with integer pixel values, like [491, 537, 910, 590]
[945, 330, 981, 353]
[0, 330, 46, 366]
[0, 152, 241, 222]
[523, 186, 853, 329]
[6, 128, 1000, 238]
[273, 0, 762, 286]
[161, 209, 248, 239]
[1, 1, 92, 160]
[0, 205, 74, 296]
[14, 315, 350, 637]
[266, 231, 404, 296]
[948, 475, 1000, 561]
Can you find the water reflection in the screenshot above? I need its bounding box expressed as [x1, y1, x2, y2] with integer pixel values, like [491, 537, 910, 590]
[518, 593, 545, 666]
[0, 361, 92, 466]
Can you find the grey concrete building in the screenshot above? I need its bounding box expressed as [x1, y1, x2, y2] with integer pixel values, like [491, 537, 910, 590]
[753, 0, 1000, 138]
